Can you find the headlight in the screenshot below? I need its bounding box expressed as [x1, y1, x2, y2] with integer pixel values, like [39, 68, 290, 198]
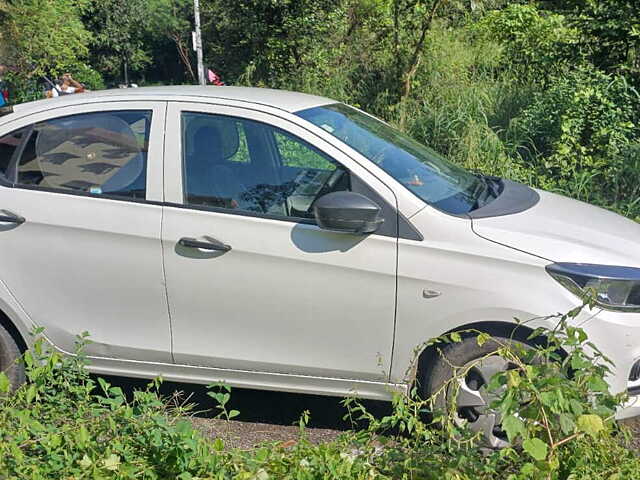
[546, 263, 640, 312]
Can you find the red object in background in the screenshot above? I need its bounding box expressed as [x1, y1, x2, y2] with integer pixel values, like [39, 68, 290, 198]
[1, 90, 7, 102]
[207, 69, 224, 86]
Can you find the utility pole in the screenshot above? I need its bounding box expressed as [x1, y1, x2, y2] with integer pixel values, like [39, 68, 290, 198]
[193, 0, 206, 86]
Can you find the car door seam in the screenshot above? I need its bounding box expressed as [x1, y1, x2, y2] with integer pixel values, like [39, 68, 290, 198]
[160, 101, 176, 363]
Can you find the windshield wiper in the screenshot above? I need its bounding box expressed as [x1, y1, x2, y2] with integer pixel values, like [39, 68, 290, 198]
[471, 174, 502, 210]
[482, 175, 502, 199]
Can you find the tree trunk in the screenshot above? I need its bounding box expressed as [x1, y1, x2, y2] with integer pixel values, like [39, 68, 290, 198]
[173, 34, 196, 82]
[398, 0, 445, 129]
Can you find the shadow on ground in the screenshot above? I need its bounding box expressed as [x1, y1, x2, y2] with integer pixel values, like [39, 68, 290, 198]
[94, 374, 392, 431]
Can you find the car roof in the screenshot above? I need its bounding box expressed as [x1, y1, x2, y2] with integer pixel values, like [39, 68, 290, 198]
[9, 86, 336, 118]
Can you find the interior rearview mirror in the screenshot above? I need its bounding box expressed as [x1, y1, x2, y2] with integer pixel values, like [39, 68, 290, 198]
[313, 191, 384, 234]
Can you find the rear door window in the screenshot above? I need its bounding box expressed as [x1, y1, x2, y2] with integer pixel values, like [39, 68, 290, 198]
[0, 110, 152, 199]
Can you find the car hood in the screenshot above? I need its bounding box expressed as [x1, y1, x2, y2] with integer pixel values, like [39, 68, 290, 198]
[472, 189, 640, 267]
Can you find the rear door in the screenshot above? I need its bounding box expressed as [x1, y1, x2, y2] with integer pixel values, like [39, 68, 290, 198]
[0, 101, 171, 362]
[162, 102, 399, 383]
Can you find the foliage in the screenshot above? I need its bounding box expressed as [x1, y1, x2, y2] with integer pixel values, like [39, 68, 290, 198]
[1, 0, 92, 77]
[344, 302, 640, 479]
[0, 333, 381, 479]
[545, 0, 640, 83]
[84, 0, 153, 82]
[201, 0, 340, 86]
[145, 0, 196, 83]
[1, 307, 640, 479]
[508, 67, 640, 218]
[477, 4, 577, 79]
[0, 0, 100, 101]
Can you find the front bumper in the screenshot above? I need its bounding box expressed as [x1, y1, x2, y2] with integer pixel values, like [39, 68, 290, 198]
[579, 308, 640, 420]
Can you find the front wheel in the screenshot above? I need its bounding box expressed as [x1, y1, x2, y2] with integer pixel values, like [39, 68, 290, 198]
[420, 332, 534, 448]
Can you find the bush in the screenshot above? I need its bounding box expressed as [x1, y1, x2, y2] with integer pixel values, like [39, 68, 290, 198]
[508, 67, 640, 219]
[476, 4, 578, 79]
[1, 305, 639, 479]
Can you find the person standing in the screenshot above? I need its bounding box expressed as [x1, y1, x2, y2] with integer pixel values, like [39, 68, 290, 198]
[47, 73, 85, 98]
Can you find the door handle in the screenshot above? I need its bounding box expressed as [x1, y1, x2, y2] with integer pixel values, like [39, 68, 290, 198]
[0, 210, 25, 224]
[178, 236, 231, 252]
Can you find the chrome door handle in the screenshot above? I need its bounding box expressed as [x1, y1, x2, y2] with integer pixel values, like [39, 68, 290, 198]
[178, 237, 231, 252]
[0, 210, 25, 224]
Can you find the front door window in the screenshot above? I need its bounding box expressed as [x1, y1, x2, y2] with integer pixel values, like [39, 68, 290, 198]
[181, 112, 350, 219]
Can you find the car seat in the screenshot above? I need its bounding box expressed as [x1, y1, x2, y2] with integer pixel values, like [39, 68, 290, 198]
[187, 125, 247, 208]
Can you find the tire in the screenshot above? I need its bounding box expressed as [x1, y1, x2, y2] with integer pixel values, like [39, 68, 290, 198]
[420, 331, 534, 448]
[0, 323, 25, 391]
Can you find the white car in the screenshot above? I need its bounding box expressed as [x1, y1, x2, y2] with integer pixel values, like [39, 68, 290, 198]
[0, 87, 639, 446]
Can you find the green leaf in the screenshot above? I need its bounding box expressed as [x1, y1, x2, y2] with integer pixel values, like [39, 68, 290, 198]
[175, 420, 193, 435]
[102, 454, 120, 471]
[477, 332, 490, 346]
[587, 376, 608, 392]
[506, 370, 521, 388]
[559, 413, 576, 435]
[523, 437, 548, 461]
[77, 424, 89, 445]
[450, 332, 462, 343]
[520, 463, 536, 476]
[502, 415, 526, 443]
[0, 372, 9, 393]
[78, 454, 92, 468]
[253, 469, 269, 480]
[577, 414, 604, 438]
[25, 384, 36, 403]
[213, 438, 225, 451]
[229, 409, 240, 419]
[569, 399, 584, 416]
[570, 355, 590, 370]
[540, 391, 557, 408]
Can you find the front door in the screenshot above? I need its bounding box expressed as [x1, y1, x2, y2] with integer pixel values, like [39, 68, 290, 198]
[162, 102, 398, 382]
[0, 102, 171, 362]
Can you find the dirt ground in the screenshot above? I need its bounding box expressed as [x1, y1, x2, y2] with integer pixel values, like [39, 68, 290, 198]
[192, 417, 640, 452]
[190, 417, 342, 450]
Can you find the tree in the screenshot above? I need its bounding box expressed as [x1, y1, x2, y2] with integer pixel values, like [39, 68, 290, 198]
[147, 0, 196, 82]
[2, 0, 92, 77]
[200, 0, 339, 85]
[84, 0, 152, 84]
[543, 0, 640, 85]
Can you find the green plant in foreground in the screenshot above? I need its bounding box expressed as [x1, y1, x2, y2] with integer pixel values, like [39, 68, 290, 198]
[1, 304, 640, 479]
[344, 301, 638, 479]
[207, 382, 240, 421]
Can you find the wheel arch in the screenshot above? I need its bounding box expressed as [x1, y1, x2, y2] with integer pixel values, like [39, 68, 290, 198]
[0, 305, 28, 354]
[412, 320, 544, 392]
[0, 284, 36, 355]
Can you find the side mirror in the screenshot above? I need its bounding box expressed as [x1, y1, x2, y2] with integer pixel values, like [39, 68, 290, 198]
[313, 191, 384, 234]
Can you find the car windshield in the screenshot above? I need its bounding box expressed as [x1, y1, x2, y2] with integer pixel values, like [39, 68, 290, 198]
[296, 103, 499, 214]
